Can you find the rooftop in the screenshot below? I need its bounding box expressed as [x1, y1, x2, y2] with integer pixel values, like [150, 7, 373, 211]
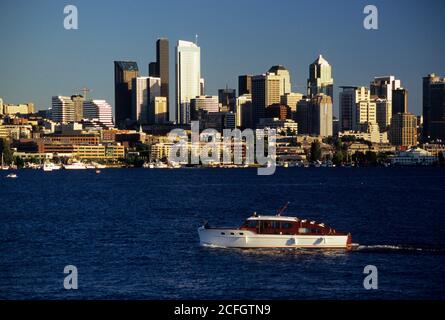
[115, 61, 139, 71]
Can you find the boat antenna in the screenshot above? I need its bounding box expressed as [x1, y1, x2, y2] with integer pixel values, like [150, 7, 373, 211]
[276, 201, 290, 216]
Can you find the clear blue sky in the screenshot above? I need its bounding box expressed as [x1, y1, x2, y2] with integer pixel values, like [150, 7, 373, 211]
[0, 0, 444, 117]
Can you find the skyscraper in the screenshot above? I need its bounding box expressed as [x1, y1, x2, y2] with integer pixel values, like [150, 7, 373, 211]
[392, 88, 408, 115]
[251, 73, 281, 127]
[370, 76, 401, 101]
[52, 96, 75, 123]
[389, 113, 417, 147]
[156, 38, 169, 119]
[83, 99, 114, 128]
[376, 98, 392, 131]
[423, 73, 445, 141]
[150, 97, 168, 124]
[295, 94, 332, 137]
[132, 76, 161, 124]
[236, 94, 252, 129]
[280, 92, 304, 120]
[148, 62, 158, 77]
[72, 95, 84, 122]
[307, 55, 333, 102]
[370, 76, 401, 131]
[238, 75, 252, 96]
[339, 86, 376, 132]
[268, 65, 292, 96]
[148, 39, 170, 121]
[311, 94, 333, 137]
[114, 61, 139, 128]
[175, 40, 201, 124]
[218, 87, 236, 112]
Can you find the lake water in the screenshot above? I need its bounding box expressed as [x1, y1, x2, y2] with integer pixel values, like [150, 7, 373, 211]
[0, 167, 444, 299]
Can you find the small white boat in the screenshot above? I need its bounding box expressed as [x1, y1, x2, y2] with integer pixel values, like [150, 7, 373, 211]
[168, 161, 182, 169]
[6, 173, 18, 179]
[92, 162, 106, 169]
[43, 162, 62, 172]
[63, 161, 87, 170]
[198, 203, 352, 250]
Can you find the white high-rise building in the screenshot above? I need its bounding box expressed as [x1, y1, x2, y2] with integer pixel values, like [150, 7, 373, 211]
[339, 86, 376, 132]
[0, 97, 3, 114]
[370, 76, 401, 102]
[52, 96, 75, 123]
[190, 95, 219, 113]
[307, 55, 334, 102]
[236, 94, 252, 128]
[269, 65, 292, 96]
[176, 40, 201, 124]
[83, 100, 114, 128]
[132, 76, 161, 124]
[375, 98, 392, 131]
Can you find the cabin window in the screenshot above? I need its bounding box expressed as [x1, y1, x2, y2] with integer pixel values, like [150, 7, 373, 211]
[281, 222, 293, 229]
[299, 228, 310, 234]
[247, 220, 258, 228]
[239, 232, 244, 235]
[221, 232, 225, 235]
[261, 221, 272, 229]
[230, 232, 235, 235]
[271, 221, 280, 229]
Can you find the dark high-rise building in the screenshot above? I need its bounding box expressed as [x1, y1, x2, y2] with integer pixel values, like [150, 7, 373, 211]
[265, 104, 291, 120]
[423, 73, 445, 141]
[203, 112, 236, 133]
[148, 62, 158, 77]
[148, 39, 170, 120]
[251, 74, 280, 128]
[156, 38, 169, 119]
[114, 61, 139, 129]
[238, 75, 252, 96]
[392, 88, 408, 115]
[71, 95, 84, 122]
[218, 87, 236, 112]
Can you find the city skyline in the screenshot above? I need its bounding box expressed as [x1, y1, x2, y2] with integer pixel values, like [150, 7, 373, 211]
[0, 0, 444, 117]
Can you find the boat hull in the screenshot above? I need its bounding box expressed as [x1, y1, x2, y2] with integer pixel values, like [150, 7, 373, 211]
[198, 227, 350, 249]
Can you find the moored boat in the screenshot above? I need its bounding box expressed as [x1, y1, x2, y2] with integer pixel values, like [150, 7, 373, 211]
[63, 161, 87, 170]
[43, 162, 62, 172]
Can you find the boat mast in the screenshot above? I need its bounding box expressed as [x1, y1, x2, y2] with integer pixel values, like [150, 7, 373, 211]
[276, 201, 290, 216]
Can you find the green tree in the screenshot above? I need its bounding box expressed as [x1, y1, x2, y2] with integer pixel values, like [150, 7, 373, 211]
[439, 152, 445, 165]
[0, 138, 14, 165]
[365, 151, 377, 165]
[332, 151, 344, 166]
[310, 141, 322, 162]
[15, 156, 25, 168]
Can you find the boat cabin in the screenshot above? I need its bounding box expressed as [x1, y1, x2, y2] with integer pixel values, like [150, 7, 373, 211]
[240, 215, 343, 236]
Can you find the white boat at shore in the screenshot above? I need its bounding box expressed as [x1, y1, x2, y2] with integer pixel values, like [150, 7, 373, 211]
[6, 173, 18, 179]
[43, 162, 62, 172]
[198, 204, 352, 249]
[63, 161, 87, 170]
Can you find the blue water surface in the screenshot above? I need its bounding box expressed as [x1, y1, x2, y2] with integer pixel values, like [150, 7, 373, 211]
[0, 167, 444, 299]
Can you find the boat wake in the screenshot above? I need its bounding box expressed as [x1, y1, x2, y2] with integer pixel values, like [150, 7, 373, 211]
[354, 244, 445, 253]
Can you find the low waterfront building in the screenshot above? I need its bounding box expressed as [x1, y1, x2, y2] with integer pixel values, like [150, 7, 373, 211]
[42, 133, 100, 145]
[347, 142, 370, 155]
[390, 148, 437, 166]
[0, 124, 33, 139]
[339, 123, 388, 144]
[2, 103, 35, 115]
[73, 144, 125, 160]
[257, 118, 298, 135]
